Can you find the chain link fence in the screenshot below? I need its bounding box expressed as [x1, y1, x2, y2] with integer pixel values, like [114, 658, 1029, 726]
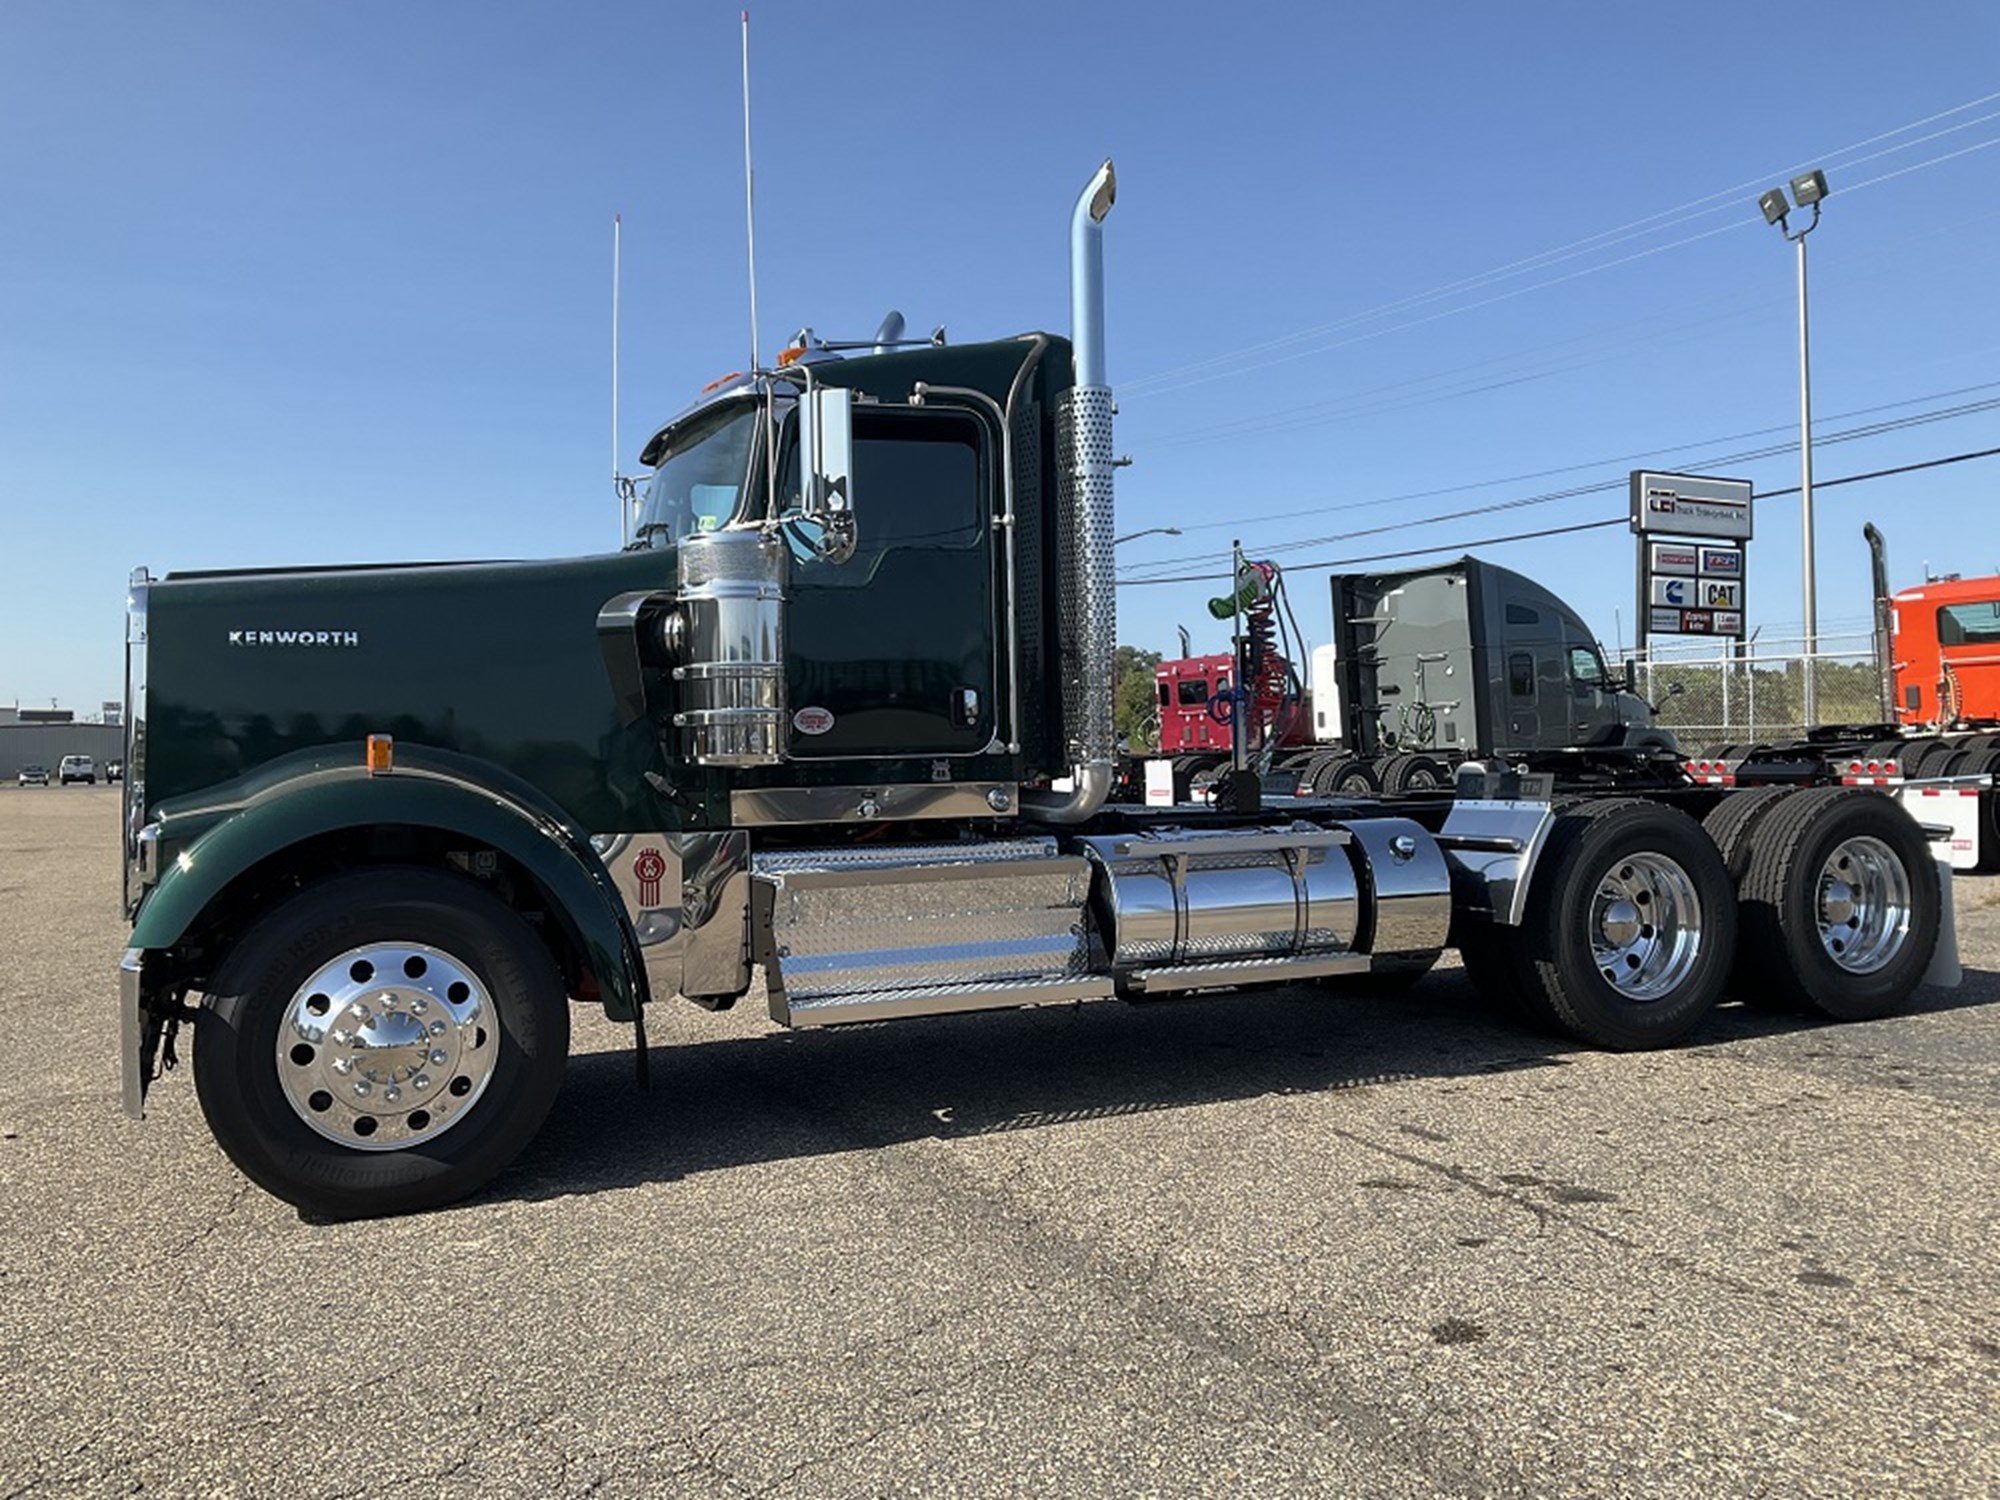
[1637, 631, 1886, 751]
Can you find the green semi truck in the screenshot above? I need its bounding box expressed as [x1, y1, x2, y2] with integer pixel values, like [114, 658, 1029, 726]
[118, 163, 1953, 1218]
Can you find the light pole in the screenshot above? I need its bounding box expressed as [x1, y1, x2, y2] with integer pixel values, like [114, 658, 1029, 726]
[1757, 168, 1829, 725]
[1112, 526, 1182, 545]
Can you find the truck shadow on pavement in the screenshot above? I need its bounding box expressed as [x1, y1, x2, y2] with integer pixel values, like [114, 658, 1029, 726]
[488, 961, 2000, 1209]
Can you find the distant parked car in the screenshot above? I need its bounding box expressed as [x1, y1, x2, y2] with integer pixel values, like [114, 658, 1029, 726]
[17, 764, 50, 787]
[106, 759, 124, 783]
[58, 754, 96, 785]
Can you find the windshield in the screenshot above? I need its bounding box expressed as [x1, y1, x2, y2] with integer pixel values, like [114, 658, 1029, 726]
[632, 402, 759, 547]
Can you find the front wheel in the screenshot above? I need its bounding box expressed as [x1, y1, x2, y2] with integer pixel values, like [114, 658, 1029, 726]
[193, 868, 570, 1219]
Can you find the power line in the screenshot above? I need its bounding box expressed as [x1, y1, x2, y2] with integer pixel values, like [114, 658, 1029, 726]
[1133, 374, 2000, 544]
[1116, 445, 2000, 586]
[1146, 210, 2000, 453]
[1118, 391, 2000, 577]
[1126, 136, 2000, 403]
[1122, 92, 2000, 398]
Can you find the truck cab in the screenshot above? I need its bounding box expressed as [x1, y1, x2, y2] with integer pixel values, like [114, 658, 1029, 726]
[1891, 575, 2000, 727]
[1319, 558, 1660, 759]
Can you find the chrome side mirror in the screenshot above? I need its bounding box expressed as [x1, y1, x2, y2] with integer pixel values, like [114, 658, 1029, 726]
[798, 385, 857, 562]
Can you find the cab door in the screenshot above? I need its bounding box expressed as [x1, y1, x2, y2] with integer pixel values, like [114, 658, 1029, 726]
[1565, 644, 1617, 744]
[783, 405, 997, 759]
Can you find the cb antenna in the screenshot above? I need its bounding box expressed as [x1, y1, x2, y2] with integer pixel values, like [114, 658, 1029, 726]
[740, 10, 761, 374]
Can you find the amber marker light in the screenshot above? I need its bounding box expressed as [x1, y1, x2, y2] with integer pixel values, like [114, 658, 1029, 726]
[365, 735, 395, 775]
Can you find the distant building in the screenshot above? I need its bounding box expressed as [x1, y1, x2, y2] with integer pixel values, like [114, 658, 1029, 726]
[1, 705, 123, 778]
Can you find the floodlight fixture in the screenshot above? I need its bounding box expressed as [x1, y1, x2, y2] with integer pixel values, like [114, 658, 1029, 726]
[1790, 169, 1829, 208]
[1753, 166, 1832, 720]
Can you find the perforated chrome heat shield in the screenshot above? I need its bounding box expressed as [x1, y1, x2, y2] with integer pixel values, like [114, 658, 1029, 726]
[1053, 385, 1116, 771]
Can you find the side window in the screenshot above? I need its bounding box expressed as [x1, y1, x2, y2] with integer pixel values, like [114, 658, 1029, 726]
[1157, 681, 1171, 707]
[1506, 603, 1540, 626]
[777, 407, 984, 582]
[1508, 652, 1536, 698]
[1569, 647, 1604, 687]
[1177, 679, 1210, 706]
[1939, 601, 2000, 646]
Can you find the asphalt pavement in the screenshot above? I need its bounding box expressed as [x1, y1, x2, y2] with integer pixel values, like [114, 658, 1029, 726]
[1, 786, 1994, 1497]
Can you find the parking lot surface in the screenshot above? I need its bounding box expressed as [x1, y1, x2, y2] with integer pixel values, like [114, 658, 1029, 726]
[1, 787, 1995, 1497]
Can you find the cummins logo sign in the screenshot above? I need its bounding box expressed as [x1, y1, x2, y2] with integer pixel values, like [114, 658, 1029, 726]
[228, 630, 361, 646]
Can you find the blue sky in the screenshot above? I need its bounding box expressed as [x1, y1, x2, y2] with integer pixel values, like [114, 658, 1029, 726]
[2, 2, 1996, 714]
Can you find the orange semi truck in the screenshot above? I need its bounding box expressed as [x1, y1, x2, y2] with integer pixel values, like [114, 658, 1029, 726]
[1888, 573, 2000, 727]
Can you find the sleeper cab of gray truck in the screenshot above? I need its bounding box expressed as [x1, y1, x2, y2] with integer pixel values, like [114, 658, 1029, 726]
[1326, 558, 1668, 759]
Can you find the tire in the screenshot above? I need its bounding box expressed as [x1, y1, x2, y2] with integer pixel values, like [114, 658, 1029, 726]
[1700, 787, 1799, 1012]
[1969, 747, 2000, 873]
[1735, 786, 1940, 1022]
[1381, 752, 1450, 795]
[1509, 799, 1737, 1049]
[1903, 739, 1957, 778]
[1701, 786, 1794, 881]
[1309, 755, 1380, 796]
[1290, 750, 1341, 795]
[1938, 747, 1977, 778]
[193, 868, 570, 1219]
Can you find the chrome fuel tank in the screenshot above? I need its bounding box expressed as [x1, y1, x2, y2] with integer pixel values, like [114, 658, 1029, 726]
[1075, 818, 1450, 972]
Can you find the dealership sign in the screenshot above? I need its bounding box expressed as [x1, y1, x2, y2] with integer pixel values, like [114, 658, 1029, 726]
[1630, 471, 1754, 541]
[1632, 472, 1753, 642]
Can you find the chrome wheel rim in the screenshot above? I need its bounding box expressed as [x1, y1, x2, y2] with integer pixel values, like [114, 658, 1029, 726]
[1589, 852, 1702, 1002]
[276, 943, 499, 1151]
[1816, 836, 1911, 974]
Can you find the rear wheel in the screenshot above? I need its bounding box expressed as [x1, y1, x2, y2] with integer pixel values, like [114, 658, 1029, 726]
[1510, 799, 1736, 1049]
[1701, 786, 1794, 880]
[1735, 787, 1939, 1021]
[1903, 739, 1957, 778]
[1969, 747, 2000, 872]
[1311, 756, 1381, 796]
[1701, 785, 1801, 1011]
[1381, 751, 1450, 795]
[193, 868, 570, 1219]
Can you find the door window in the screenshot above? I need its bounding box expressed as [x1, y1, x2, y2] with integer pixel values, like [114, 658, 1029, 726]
[782, 407, 995, 757]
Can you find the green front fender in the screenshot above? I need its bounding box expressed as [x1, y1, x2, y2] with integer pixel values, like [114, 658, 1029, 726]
[130, 767, 647, 1021]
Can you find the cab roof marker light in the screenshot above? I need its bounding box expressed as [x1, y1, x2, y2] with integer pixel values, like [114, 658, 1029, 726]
[366, 735, 395, 775]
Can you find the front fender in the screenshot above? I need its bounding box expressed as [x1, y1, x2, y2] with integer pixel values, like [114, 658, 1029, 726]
[130, 762, 646, 1021]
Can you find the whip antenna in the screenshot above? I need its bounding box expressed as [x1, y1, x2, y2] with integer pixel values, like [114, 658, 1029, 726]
[612, 212, 625, 545]
[740, 10, 761, 373]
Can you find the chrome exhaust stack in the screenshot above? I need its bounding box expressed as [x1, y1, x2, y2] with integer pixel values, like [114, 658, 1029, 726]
[1025, 160, 1118, 824]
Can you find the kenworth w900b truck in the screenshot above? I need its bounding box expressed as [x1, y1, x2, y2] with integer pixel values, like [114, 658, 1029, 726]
[118, 163, 1955, 1218]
